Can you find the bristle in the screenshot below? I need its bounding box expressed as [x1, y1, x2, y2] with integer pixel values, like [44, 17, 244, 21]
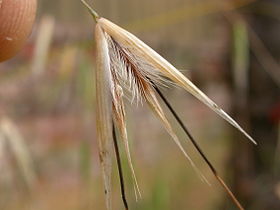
[107, 34, 171, 104]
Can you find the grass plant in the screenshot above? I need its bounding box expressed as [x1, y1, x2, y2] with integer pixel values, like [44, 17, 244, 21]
[80, 1, 257, 209]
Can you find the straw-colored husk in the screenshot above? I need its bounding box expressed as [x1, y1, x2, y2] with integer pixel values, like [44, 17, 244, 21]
[95, 24, 114, 210]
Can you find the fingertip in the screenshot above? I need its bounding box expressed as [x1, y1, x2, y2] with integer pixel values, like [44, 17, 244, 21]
[0, 0, 37, 62]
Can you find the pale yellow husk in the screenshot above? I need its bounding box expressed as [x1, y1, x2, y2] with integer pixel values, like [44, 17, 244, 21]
[95, 24, 114, 210]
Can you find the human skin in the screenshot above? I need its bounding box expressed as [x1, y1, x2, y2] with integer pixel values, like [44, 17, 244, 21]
[0, 0, 37, 62]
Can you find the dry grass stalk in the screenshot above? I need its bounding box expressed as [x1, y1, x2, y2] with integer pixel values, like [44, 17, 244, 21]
[81, 1, 256, 209]
[95, 24, 114, 210]
[32, 15, 55, 76]
[0, 117, 36, 188]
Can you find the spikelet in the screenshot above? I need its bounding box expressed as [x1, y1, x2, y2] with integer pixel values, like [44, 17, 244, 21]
[81, 1, 255, 209]
[99, 16, 256, 207]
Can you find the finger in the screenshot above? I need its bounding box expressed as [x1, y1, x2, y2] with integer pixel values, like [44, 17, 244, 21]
[0, 0, 37, 62]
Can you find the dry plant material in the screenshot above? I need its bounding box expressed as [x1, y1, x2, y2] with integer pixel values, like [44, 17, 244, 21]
[32, 15, 55, 75]
[81, 1, 256, 209]
[0, 117, 36, 188]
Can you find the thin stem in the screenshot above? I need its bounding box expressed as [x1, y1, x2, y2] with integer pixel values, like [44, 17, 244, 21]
[112, 121, 129, 210]
[80, 0, 100, 22]
[154, 86, 244, 210]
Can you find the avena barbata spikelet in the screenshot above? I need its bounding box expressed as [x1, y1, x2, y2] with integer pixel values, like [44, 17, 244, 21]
[81, 1, 256, 209]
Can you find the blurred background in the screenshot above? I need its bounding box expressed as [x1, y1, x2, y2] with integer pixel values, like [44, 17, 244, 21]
[0, 0, 279, 209]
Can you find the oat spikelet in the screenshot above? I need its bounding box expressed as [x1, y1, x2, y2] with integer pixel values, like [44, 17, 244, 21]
[81, 1, 254, 209]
